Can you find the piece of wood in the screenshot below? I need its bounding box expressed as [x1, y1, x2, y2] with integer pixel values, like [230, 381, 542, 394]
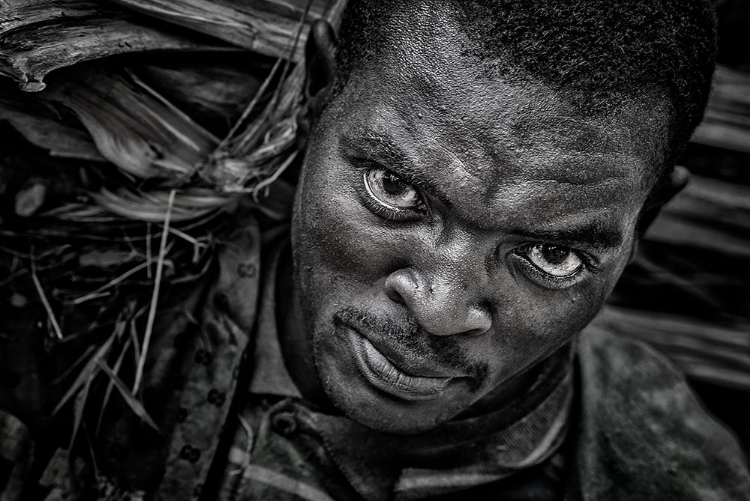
[0, 0, 229, 92]
[104, 0, 348, 61]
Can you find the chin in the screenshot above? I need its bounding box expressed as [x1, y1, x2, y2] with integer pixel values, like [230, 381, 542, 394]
[323, 382, 459, 435]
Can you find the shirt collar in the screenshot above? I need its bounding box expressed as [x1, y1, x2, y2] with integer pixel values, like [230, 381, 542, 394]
[248, 227, 301, 398]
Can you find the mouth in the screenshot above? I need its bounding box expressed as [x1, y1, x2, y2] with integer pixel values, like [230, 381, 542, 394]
[348, 328, 457, 401]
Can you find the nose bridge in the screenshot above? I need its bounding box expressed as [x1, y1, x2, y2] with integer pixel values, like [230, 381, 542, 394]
[429, 226, 487, 291]
[385, 227, 492, 337]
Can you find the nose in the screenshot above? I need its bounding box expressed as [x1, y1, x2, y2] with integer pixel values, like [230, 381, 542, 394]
[384, 267, 492, 337]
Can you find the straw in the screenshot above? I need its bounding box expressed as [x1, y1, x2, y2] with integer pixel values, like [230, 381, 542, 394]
[30, 256, 64, 340]
[133, 189, 176, 393]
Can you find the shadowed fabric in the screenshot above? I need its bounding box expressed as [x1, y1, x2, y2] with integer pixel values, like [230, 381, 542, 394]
[573, 325, 750, 500]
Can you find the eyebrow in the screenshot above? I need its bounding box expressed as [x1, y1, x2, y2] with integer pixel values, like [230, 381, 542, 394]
[339, 128, 454, 206]
[341, 128, 627, 251]
[508, 221, 625, 251]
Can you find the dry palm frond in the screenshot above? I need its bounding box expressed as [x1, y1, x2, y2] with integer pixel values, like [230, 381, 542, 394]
[0, 80, 105, 160]
[0, 0, 348, 454]
[130, 52, 274, 137]
[41, 65, 219, 180]
[90, 188, 230, 223]
[646, 174, 750, 259]
[199, 5, 310, 192]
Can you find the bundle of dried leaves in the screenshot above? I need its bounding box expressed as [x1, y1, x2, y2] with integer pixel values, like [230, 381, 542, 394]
[0, 0, 345, 451]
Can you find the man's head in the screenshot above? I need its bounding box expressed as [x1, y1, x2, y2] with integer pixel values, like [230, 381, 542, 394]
[286, 0, 716, 433]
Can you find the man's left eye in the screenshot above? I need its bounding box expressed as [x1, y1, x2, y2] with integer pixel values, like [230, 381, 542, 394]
[523, 243, 583, 278]
[364, 168, 422, 210]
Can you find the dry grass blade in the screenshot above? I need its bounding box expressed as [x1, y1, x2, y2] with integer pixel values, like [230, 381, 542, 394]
[91, 188, 228, 223]
[69, 369, 96, 453]
[96, 335, 133, 436]
[1, 112, 105, 161]
[133, 189, 175, 393]
[30, 258, 64, 340]
[42, 65, 218, 181]
[52, 321, 122, 416]
[53, 345, 97, 385]
[200, 20, 305, 191]
[98, 361, 160, 433]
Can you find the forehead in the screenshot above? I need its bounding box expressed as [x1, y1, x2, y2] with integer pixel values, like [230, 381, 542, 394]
[322, 5, 669, 230]
[344, 7, 666, 168]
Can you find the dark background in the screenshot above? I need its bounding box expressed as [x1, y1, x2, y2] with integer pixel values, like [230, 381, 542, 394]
[607, 0, 750, 453]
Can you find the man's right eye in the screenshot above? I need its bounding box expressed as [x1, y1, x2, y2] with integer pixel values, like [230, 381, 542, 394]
[364, 168, 422, 209]
[360, 167, 426, 220]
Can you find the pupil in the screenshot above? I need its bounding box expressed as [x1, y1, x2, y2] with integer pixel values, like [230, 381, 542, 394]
[542, 244, 569, 265]
[382, 173, 407, 196]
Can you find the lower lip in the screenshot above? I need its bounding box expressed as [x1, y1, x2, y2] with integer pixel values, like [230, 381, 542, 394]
[350, 330, 453, 401]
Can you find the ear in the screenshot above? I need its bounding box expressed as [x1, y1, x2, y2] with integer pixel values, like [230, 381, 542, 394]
[296, 19, 338, 149]
[628, 165, 690, 263]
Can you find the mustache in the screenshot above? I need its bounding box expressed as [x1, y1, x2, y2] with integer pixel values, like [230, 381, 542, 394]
[333, 306, 488, 384]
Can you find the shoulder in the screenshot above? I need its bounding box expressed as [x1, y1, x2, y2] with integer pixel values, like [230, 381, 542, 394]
[573, 320, 750, 501]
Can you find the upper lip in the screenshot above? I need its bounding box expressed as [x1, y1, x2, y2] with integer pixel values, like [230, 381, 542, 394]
[345, 322, 468, 379]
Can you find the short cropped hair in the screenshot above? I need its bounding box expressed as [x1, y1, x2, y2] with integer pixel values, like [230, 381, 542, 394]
[332, 0, 717, 188]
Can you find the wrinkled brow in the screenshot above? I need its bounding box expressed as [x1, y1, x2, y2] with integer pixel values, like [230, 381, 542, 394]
[508, 221, 625, 251]
[339, 128, 455, 207]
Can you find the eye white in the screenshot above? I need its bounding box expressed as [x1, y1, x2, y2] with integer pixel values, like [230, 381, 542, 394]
[364, 168, 421, 209]
[526, 244, 583, 277]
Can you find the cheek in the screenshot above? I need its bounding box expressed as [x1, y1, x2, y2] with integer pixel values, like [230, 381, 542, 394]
[479, 266, 618, 384]
[293, 155, 396, 296]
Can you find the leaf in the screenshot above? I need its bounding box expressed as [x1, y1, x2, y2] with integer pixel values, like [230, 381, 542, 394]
[98, 361, 161, 434]
[69, 366, 96, 452]
[96, 335, 133, 436]
[78, 250, 137, 269]
[15, 183, 47, 217]
[41, 65, 218, 181]
[52, 321, 120, 415]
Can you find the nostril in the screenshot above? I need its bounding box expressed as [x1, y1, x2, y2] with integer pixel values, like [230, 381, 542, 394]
[384, 270, 417, 306]
[385, 284, 406, 305]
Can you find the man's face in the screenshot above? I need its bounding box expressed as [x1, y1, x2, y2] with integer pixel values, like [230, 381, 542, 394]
[291, 10, 668, 434]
